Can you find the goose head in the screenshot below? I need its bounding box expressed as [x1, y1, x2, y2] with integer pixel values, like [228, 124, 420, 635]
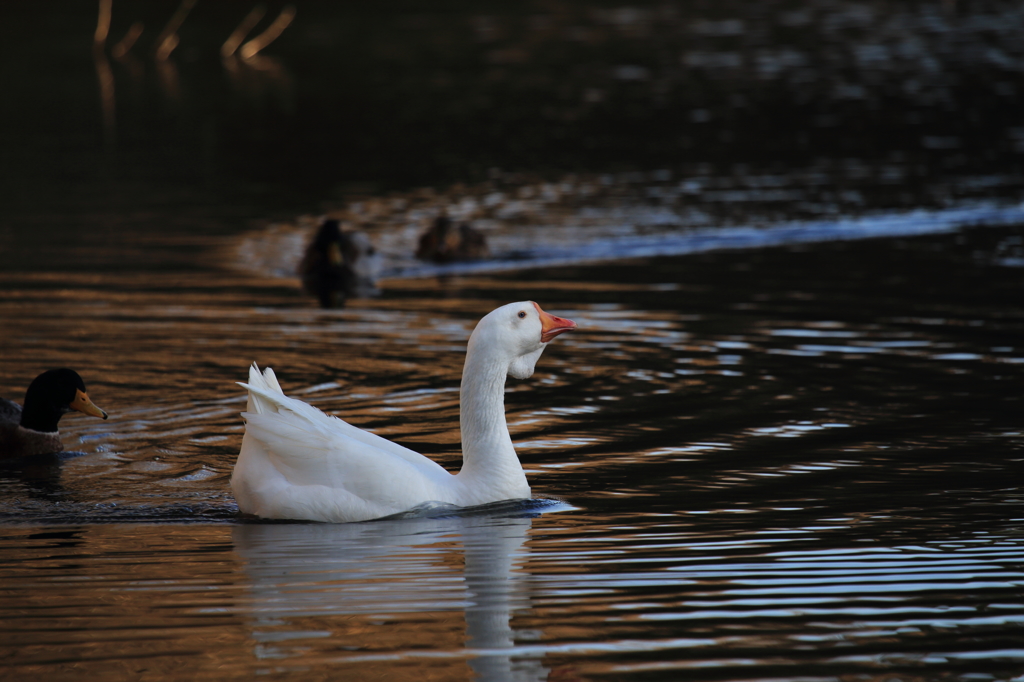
[468, 301, 577, 379]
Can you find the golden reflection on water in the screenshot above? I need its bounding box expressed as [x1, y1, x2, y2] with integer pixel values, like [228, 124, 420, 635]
[2, 525, 252, 678]
[2, 219, 1024, 679]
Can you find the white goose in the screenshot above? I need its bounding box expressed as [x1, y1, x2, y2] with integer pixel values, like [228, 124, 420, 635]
[231, 301, 577, 522]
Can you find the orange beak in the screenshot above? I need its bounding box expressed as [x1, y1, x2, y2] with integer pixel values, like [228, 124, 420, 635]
[534, 302, 577, 343]
[70, 389, 108, 420]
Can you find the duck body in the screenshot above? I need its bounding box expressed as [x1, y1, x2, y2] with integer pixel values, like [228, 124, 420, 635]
[299, 218, 379, 308]
[0, 369, 108, 459]
[231, 301, 576, 523]
[416, 216, 489, 263]
[0, 408, 64, 458]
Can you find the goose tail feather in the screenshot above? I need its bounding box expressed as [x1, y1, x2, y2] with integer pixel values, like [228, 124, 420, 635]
[240, 363, 284, 414]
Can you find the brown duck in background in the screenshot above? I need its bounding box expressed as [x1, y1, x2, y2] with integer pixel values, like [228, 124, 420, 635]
[299, 218, 379, 308]
[416, 216, 489, 263]
[0, 369, 108, 458]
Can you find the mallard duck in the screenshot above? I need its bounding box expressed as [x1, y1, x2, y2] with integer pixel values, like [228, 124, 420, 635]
[0, 369, 108, 459]
[231, 301, 577, 522]
[299, 218, 379, 308]
[415, 216, 489, 263]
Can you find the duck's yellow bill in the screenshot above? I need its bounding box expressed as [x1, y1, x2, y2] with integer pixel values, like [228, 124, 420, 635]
[71, 389, 108, 420]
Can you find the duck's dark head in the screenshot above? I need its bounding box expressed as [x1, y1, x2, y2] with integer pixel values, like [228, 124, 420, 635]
[311, 219, 344, 253]
[20, 369, 107, 433]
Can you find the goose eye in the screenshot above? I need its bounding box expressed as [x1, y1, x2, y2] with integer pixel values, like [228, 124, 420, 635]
[517, 310, 527, 319]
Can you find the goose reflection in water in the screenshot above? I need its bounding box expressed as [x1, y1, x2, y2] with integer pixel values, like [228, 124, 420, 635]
[232, 508, 548, 681]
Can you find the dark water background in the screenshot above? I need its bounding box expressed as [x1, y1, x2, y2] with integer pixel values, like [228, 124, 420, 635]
[2, 2, 1024, 680]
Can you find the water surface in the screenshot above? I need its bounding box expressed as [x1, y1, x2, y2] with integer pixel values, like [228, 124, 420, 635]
[3, 221, 1024, 680]
[3, 1, 1024, 680]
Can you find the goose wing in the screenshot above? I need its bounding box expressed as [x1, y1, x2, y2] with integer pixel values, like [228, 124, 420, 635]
[239, 366, 452, 498]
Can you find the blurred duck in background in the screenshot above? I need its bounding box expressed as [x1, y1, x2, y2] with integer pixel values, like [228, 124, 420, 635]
[299, 218, 380, 308]
[416, 215, 489, 263]
[0, 369, 108, 459]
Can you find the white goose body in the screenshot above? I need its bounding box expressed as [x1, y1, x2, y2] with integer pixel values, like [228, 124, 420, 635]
[231, 301, 576, 523]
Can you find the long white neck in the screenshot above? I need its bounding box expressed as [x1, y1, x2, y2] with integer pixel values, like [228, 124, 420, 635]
[455, 341, 530, 499]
